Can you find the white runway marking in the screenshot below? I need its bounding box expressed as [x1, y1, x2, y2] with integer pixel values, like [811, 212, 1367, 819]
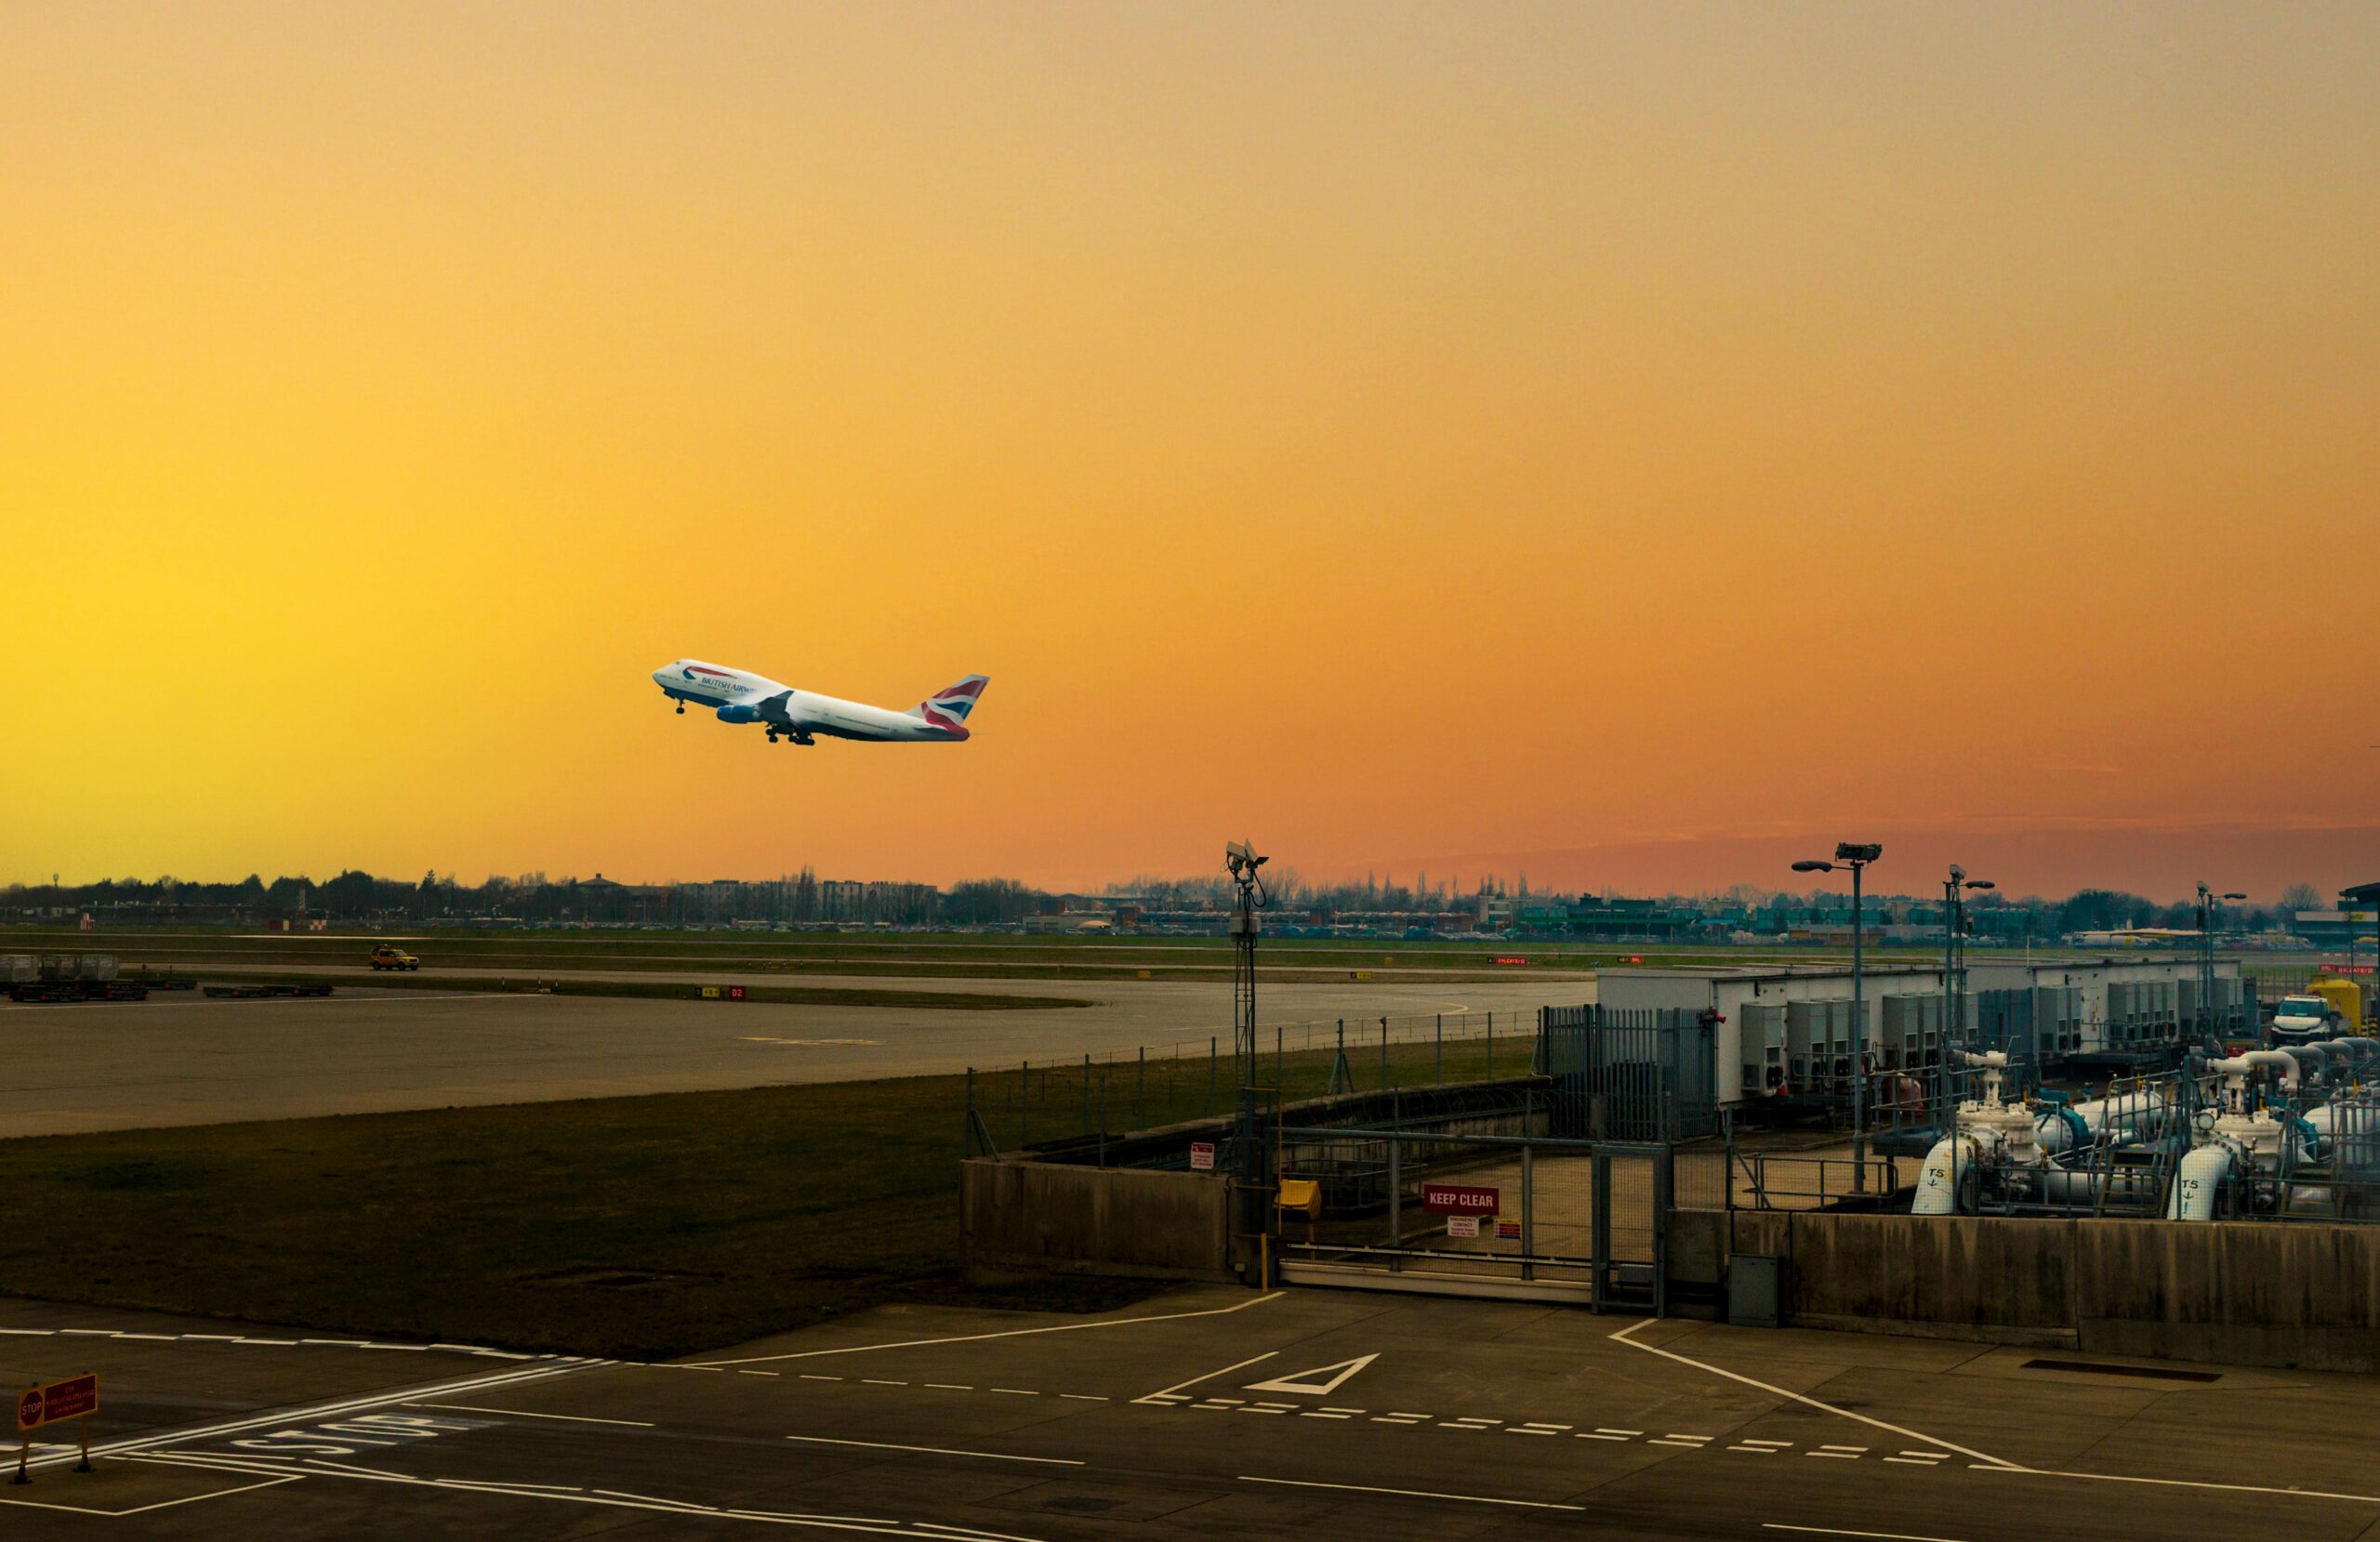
[26, 1358, 604, 1471]
[0, 1471, 304, 1517]
[1608, 1320, 2019, 1470]
[1136, 1350, 1278, 1404]
[1238, 1475, 1584, 1511]
[1244, 1353, 1378, 1397]
[694, 1290, 1284, 1368]
[407, 1402, 654, 1428]
[1764, 1526, 1972, 1542]
[783, 1435, 1081, 1466]
[143, 1451, 1013, 1537]
[1977, 1464, 2380, 1506]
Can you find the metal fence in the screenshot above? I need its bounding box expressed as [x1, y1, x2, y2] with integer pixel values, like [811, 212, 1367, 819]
[1541, 1006, 1718, 1142]
[1273, 1123, 1677, 1311]
[963, 1007, 1567, 1158]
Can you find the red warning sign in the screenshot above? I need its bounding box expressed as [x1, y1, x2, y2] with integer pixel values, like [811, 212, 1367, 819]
[16, 1374, 97, 1431]
[1422, 1184, 1500, 1214]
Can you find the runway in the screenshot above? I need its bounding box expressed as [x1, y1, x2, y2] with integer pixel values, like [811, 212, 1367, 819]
[7, 1287, 2375, 1539]
[0, 976, 1580, 1137]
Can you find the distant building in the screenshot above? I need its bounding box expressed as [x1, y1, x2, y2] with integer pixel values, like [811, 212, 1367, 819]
[2293, 881, 2379, 950]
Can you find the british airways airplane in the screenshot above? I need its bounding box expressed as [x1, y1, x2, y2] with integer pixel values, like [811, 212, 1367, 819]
[652, 659, 988, 745]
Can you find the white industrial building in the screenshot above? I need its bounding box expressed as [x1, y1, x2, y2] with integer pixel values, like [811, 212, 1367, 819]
[1966, 956, 2247, 1062]
[1599, 956, 2248, 1114]
[1599, 965, 1949, 1108]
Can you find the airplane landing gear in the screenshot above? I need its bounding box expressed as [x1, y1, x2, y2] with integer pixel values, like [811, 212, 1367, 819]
[765, 730, 779, 743]
[674, 703, 684, 715]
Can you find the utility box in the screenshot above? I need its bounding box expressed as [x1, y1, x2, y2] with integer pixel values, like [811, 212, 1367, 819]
[1739, 1002, 1787, 1095]
[1728, 1253, 1783, 1328]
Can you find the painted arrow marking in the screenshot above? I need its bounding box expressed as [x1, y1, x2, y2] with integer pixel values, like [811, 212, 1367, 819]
[1244, 1354, 1380, 1398]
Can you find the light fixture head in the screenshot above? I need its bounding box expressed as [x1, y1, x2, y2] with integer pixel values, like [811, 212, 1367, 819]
[1966, 879, 1997, 890]
[1835, 842, 1883, 863]
[1792, 860, 1832, 874]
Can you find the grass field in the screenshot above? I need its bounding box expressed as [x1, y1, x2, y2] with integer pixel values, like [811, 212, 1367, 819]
[0, 1037, 1524, 1359]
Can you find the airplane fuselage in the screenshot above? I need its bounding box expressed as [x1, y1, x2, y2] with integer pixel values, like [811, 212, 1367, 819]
[652, 659, 983, 744]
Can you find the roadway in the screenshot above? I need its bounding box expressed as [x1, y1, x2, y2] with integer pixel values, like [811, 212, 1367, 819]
[0, 976, 1578, 1137]
[6, 1287, 2376, 1539]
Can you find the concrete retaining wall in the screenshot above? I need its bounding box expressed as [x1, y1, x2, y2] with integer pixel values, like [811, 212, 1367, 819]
[1729, 1209, 2380, 1371]
[962, 1157, 1235, 1285]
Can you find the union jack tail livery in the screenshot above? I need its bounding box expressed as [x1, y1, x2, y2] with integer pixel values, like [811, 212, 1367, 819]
[651, 659, 990, 747]
[912, 675, 990, 736]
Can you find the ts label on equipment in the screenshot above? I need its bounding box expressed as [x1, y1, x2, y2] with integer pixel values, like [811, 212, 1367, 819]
[1423, 1184, 1499, 1214]
[1188, 1142, 1215, 1171]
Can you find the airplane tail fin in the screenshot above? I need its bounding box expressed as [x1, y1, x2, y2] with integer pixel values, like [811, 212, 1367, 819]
[911, 675, 989, 734]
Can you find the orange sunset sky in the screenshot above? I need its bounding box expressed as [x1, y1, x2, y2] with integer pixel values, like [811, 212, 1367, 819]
[6, 3, 2376, 902]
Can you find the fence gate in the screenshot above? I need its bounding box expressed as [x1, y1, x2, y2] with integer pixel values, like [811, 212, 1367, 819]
[1272, 1125, 1671, 1311]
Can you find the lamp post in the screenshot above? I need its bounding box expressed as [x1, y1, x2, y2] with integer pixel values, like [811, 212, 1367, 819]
[1940, 867, 1995, 1120]
[2196, 883, 2246, 1048]
[1794, 843, 1883, 1191]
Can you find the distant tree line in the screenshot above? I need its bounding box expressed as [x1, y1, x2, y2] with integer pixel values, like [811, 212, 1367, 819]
[0, 868, 1044, 928]
[0, 868, 2341, 934]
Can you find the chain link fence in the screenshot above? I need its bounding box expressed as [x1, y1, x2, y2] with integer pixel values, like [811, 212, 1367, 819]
[964, 1007, 1567, 1157]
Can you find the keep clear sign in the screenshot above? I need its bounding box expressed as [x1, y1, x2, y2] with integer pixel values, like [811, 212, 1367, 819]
[1446, 1214, 1481, 1239]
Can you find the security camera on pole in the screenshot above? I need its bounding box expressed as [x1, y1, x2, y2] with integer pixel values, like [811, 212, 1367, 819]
[1226, 842, 1273, 1272]
[2197, 882, 2246, 1049]
[1794, 843, 1883, 1193]
[1940, 865, 1995, 1114]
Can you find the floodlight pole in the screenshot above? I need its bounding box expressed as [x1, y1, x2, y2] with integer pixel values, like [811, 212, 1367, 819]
[1795, 844, 1881, 1193]
[2196, 884, 2245, 1046]
[1227, 845, 1269, 1188]
[1851, 856, 1867, 1188]
[1941, 870, 1962, 1127]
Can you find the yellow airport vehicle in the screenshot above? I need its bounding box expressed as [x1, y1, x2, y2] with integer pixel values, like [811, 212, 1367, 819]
[367, 943, 421, 972]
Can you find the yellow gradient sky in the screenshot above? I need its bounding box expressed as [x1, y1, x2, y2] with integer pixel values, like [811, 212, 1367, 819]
[6, 3, 2376, 900]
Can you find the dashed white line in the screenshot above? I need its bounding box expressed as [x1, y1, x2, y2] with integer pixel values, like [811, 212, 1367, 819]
[1133, 1349, 1281, 1405]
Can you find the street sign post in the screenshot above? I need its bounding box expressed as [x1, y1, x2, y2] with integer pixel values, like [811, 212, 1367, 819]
[13, 1372, 98, 1483]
